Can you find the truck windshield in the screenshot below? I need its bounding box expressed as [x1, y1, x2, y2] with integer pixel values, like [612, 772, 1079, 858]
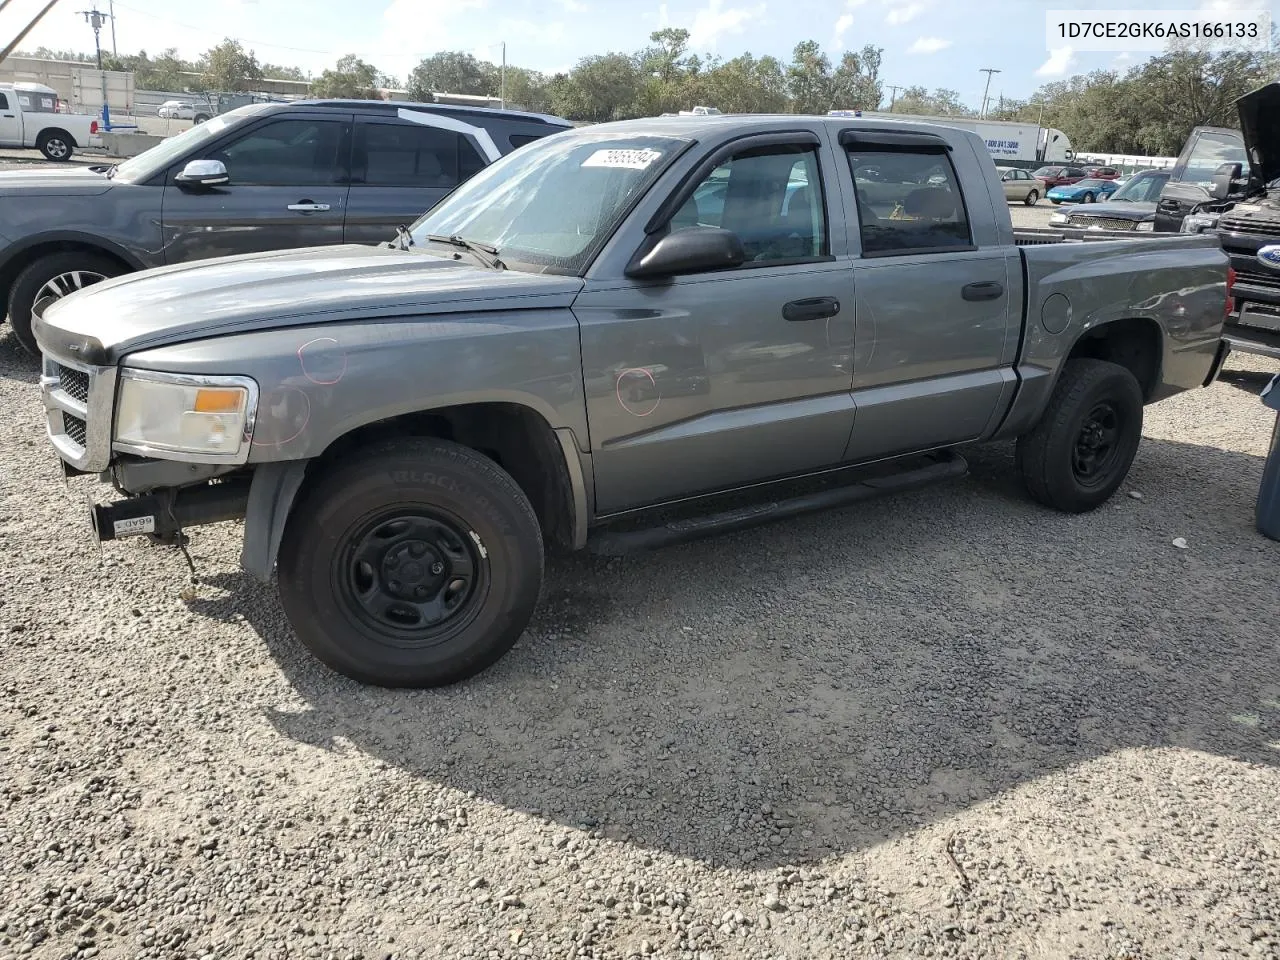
[1110, 172, 1170, 202]
[409, 133, 687, 274]
[111, 105, 267, 183]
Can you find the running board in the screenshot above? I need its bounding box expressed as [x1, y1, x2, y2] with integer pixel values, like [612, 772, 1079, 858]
[587, 450, 968, 556]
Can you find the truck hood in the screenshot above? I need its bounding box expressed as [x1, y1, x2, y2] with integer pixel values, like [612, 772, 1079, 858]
[1237, 81, 1280, 185]
[0, 164, 113, 197]
[34, 244, 585, 365]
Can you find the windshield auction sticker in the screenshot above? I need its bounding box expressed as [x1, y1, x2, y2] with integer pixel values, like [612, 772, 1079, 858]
[582, 148, 664, 170]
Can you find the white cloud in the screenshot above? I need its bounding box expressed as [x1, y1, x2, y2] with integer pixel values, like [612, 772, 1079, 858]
[907, 35, 951, 54]
[658, 3, 670, 27]
[886, 2, 926, 26]
[832, 0, 870, 48]
[557, 0, 589, 10]
[380, 0, 486, 76]
[1037, 46, 1075, 77]
[1113, 51, 1133, 66]
[688, 0, 766, 51]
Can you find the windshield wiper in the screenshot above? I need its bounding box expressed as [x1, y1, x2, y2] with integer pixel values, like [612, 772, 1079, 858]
[383, 223, 415, 252]
[425, 234, 506, 270]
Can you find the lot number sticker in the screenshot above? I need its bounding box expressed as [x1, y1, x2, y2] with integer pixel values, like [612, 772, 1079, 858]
[582, 148, 663, 170]
[113, 515, 156, 537]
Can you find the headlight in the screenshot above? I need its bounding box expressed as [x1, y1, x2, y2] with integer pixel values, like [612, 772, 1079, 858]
[114, 370, 258, 462]
[1135, 221, 1154, 231]
[1049, 213, 1067, 224]
[1181, 213, 1220, 234]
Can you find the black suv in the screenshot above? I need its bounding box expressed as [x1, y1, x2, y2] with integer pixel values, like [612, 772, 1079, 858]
[0, 99, 573, 354]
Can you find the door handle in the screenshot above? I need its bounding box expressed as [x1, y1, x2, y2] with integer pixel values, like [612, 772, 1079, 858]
[287, 202, 330, 212]
[783, 296, 840, 322]
[961, 281, 1004, 302]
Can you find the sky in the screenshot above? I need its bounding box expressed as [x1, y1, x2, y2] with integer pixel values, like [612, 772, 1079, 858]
[7, 0, 1274, 111]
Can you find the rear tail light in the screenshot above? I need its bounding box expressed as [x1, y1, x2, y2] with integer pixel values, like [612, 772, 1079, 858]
[89, 120, 99, 134]
[1226, 265, 1236, 317]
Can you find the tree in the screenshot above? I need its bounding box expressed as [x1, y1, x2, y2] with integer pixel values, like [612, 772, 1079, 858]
[311, 54, 383, 99]
[889, 85, 974, 117]
[554, 52, 644, 122]
[199, 38, 263, 92]
[699, 53, 788, 114]
[787, 41, 833, 114]
[830, 45, 883, 111]
[263, 62, 309, 82]
[502, 67, 554, 113]
[407, 51, 492, 99]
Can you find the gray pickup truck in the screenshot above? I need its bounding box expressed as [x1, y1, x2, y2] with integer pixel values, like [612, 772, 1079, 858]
[34, 114, 1231, 688]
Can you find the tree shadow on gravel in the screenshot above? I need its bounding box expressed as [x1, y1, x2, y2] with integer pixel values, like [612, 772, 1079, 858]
[190, 434, 1280, 870]
[0, 328, 40, 383]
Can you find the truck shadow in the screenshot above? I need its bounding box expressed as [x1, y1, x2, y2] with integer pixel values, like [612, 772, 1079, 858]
[191, 434, 1280, 870]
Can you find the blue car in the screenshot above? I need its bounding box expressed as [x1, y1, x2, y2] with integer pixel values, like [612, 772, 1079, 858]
[1047, 177, 1121, 205]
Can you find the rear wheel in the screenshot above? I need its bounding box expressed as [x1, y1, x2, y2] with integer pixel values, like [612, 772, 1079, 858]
[1082, 192, 1096, 203]
[7, 252, 123, 355]
[1015, 359, 1144, 513]
[37, 130, 73, 162]
[277, 438, 545, 688]
[1024, 189, 1039, 206]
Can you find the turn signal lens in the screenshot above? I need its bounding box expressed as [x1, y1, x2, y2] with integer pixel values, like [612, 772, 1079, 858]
[194, 388, 246, 414]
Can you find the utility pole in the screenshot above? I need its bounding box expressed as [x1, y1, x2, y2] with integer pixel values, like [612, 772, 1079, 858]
[886, 84, 902, 110]
[108, 0, 116, 56]
[78, 5, 110, 68]
[978, 66, 1000, 118]
[500, 41, 506, 109]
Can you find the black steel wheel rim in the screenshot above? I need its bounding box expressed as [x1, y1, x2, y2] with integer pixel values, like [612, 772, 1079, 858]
[335, 506, 488, 647]
[1073, 400, 1123, 487]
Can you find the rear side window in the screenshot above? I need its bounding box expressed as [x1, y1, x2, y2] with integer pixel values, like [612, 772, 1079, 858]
[0, 94, 7, 110]
[509, 133, 544, 150]
[847, 148, 972, 256]
[356, 121, 487, 188]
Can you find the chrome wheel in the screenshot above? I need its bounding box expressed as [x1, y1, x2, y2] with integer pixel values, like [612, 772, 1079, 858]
[36, 270, 108, 305]
[43, 138, 69, 160]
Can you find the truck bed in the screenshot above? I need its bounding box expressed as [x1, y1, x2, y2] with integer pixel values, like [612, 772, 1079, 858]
[1014, 227, 1179, 245]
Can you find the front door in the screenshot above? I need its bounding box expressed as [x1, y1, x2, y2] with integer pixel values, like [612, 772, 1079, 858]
[840, 134, 1019, 462]
[160, 115, 351, 264]
[344, 116, 491, 246]
[576, 138, 856, 514]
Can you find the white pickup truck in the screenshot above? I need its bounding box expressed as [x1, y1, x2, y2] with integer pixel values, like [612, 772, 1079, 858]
[0, 82, 101, 161]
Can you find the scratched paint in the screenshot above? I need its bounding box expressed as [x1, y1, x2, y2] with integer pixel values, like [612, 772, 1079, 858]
[297, 337, 348, 386]
[616, 367, 660, 418]
[251, 386, 312, 447]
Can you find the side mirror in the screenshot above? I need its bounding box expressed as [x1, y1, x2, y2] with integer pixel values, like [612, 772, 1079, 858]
[175, 158, 229, 188]
[1211, 161, 1242, 200]
[626, 226, 745, 279]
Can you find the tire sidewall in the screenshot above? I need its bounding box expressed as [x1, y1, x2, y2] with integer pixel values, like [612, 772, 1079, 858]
[8, 253, 121, 355]
[1043, 368, 1143, 510]
[1026, 190, 1039, 205]
[279, 447, 543, 687]
[39, 134, 71, 162]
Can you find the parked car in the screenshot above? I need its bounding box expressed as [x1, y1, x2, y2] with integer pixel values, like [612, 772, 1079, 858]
[997, 165, 1044, 205]
[0, 81, 100, 161]
[33, 113, 1231, 688]
[0, 98, 573, 354]
[157, 100, 196, 120]
[1084, 166, 1120, 179]
[1047, 177, 1121, 204]
[1032, 164, 1086, 187]
[1048, 169, 1172, 231]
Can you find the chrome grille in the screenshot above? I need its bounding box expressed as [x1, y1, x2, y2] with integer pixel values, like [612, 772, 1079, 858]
[64, 414, 87, 447]
[1067, 215, 1138, 231]
[1220, 215, 1280, 239]
[55, 363, 90, 403]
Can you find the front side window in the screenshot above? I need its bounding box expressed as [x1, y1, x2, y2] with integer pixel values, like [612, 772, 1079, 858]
[0, 94, 8, 110]
[670, 145, 828, 263]
[848, 148, 972, 256]
[356, 121, 485, 188]
[410, 133, 684, 274]
[218, 119, 347, 186]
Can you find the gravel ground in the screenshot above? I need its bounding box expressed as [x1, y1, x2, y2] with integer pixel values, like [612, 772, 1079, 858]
[3, 259, 1280, 958]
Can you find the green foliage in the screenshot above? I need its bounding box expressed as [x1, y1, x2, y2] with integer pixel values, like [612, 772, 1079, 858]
[889, 86, 974, 117]
[311, 55, 382, 99]
[406, 52, 495, 100]
[199, 38, 263, 93]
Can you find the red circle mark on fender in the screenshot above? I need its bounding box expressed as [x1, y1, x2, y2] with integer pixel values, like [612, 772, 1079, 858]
[616, 367, 660, 418]
[251, 386, 312, 447]
[298, 337, 348, 386]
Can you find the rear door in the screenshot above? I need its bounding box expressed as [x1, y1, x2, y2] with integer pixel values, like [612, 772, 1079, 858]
[838, 128, 1020, 462]
[159, 113, 352, 264]
[344, 115, 493, 245]
[0, 92, 19, 147]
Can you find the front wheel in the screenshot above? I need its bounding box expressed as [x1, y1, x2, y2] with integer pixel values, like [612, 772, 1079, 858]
[1024, 190, 1039, 206]
[1051, 199, 1062, 205]
[1082, 192, 1095, 203]
[1015, 358, 1144, 513]
[7, 252, 123, 355]
[277, 438, 545, 688]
